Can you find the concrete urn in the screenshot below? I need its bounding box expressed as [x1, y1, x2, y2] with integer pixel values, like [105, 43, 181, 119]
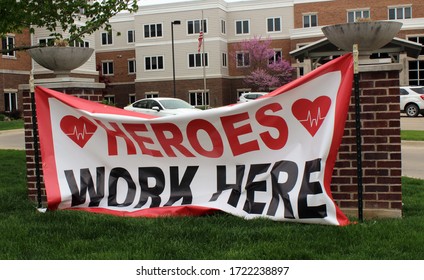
[28, 47, 94, 77]
[321, 21, 403, 52]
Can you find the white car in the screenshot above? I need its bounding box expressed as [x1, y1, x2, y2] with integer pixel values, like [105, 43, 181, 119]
[400, 86, 424, 117]
[237, 92, 268, 103]
[124, 97, 201, 117]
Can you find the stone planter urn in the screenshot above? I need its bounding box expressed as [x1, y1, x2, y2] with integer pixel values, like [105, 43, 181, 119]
[321, 20, 403, 52]
[27, 47, 94, 77]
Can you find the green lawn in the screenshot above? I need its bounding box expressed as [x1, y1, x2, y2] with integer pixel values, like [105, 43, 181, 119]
[0, 119, 24, 131]
[0, 150, 423, 260]
[401, 130, 424, 141]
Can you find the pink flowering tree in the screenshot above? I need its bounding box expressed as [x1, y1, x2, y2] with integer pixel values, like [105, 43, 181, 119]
[237, 36, 294, 91]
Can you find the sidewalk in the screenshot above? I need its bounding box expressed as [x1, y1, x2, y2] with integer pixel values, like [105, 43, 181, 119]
[0, 129, 25, 150]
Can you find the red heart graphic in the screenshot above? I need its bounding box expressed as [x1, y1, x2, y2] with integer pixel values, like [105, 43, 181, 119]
[60, 116, 97, 148]
[292, 96, 331, 136]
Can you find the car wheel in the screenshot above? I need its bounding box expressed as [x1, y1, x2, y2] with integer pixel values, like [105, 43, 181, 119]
[405, 103, 419, 117]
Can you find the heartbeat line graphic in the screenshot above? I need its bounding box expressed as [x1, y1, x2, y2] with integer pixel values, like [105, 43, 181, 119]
[66, 124, 95, 140]
[298, 107, 326, 128]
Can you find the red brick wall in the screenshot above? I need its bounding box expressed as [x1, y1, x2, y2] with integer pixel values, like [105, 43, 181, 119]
[23, 87, 104, 205]
[95, 50, 136, 84]
[294, 0, 424, 28]
[332, 68, 402, 218]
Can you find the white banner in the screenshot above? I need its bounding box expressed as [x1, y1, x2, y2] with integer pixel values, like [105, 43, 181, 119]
[35, 54, 353, 225]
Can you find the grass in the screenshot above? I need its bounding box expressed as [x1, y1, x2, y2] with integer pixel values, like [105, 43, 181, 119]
[1, 150, 424, 260]
[401, 130, 424, 141]
[0, 119, 24, 131]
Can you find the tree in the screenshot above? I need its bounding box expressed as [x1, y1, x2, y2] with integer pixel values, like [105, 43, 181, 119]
[236, 36, 294, 91]
[0, 0, 138, 47]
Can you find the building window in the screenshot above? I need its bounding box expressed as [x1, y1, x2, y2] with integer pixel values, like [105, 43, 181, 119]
[188, 53, 208, 68]
[267, 17, 281, 32]
[188, 19, 207, 35]
[235, 20, 249, 35]
[236, 51, 250, 67]
[1, 36, 15, 57]
[4, 92, 18, 112]
[129, 94, 136, 104]
[408, 36, 424, 56]
[221, 19, 226, 34]
[222, 52, 227, 67]
[145, 92, 159, 98]
[189, 91, 209, 107]
[303, 14, 318, 28]
[128, 30, 135, 43]
[38, 37, 55, 47]
[103, 95, 115, 105]
[408, 60, 424, 86]
[237, 89, 251, 98]
[128, 59, 136, 74]
[407, 36, 424, 85]
[144, 23, 162, 38]
[72, 40, 90, 48]
[101, 32, 113, 45]
[389, 6, 412, 20]
[145, 56, 164, 70]
[269, 50, 282, 64]
[102, 61, 114, 75]
[347, 9, 370, 23]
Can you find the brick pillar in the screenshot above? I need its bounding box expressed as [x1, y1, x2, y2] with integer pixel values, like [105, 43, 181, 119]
[332, 63, 403, 219]
[21, 82, 104, 206]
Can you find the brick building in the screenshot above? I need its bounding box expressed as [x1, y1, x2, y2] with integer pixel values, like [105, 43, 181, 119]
[0, 30, 32, 117]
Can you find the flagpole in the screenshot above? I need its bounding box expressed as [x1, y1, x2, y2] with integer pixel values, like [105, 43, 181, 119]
[201, 10, 207, 108]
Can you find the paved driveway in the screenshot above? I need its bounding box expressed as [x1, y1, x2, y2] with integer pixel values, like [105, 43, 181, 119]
[0, 129, 25, 150]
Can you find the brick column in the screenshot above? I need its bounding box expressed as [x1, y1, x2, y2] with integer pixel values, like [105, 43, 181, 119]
[332, 63, 403, 219]
[21, 81, 104, 206]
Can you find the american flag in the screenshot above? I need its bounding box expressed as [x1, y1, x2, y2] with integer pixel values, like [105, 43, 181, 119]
[197, 30, 203, 53]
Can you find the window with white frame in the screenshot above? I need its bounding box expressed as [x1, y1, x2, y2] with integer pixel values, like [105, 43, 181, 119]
[1, 36, 15, 57]
[189, 53, 208, 68]
[269, 49, 282, 64]
[38, 37, 55, 47]
[72, 40, 90, 48]
[188, 19, 207, 34]
[408, 36, 424, 56]
[235, 20, 249, 35]
[389, 6, 412, 20]
[221, 19, 226, 34]
[222, 52, 227, 67]
[347, 9, 370, 23]
[103, 95, 115, 105]
[4, 92, 18, 112]
[189, 91, 209, 107]
[267, 17, 281, 32]
[145, 56, 164, 70]
[128, 30, 135, 43]
[144, 23, 162, 38]
[102, 61, 114, 75]
[101, 31, 113, 45]
[303, 14, 318, 28]
[145, 92, 159, 98]
[237, 89, 251, 98]
[128, 59, 136, 74]
[236, 51, 250, 67]
[408, 36, 424, 85]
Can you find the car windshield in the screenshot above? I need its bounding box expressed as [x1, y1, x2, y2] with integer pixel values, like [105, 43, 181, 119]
[160, 99, 193, 109]
[411, 87, 424, 94]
